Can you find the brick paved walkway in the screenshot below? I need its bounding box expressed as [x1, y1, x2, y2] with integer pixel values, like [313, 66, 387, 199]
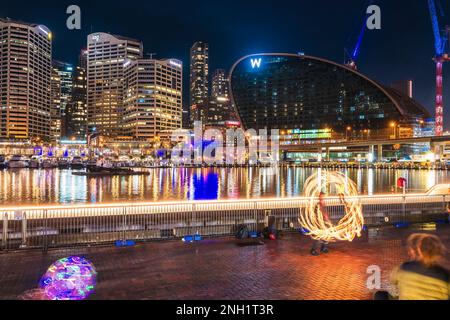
[0, 225, 449, 300]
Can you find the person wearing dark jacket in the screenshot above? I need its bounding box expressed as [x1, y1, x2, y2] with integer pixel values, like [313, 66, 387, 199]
[310, 192, 331, 256]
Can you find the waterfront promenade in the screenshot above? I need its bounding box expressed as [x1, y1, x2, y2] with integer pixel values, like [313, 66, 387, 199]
[1, 224, 449, 300]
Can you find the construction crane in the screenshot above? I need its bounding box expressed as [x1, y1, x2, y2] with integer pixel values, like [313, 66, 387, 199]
[428, 0, 450, 136]
[345, 0, 373, 69]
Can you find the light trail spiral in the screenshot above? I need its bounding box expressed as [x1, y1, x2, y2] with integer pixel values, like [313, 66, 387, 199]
[299, 171, 364, 242]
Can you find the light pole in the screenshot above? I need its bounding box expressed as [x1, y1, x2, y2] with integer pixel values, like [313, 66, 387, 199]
[390, 122, 396, 139]
[346, 127, 352, 141]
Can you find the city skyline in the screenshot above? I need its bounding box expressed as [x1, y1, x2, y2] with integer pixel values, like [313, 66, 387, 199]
[2, 0, 450, 128]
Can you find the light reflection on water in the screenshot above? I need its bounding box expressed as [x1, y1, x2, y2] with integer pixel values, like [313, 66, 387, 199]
[0, 167, 449, 206]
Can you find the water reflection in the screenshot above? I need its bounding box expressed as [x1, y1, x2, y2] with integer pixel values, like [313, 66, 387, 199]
[0, 167, 449, 206]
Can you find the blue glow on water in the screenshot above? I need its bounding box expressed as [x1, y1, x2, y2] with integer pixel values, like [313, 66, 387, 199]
[191, 171, 219, 200]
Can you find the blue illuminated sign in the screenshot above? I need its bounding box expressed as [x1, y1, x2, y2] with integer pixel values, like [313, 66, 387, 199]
[250, 58, 262, 69]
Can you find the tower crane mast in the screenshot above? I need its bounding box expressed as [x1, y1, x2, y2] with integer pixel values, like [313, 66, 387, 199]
[428, 0, 450, 136]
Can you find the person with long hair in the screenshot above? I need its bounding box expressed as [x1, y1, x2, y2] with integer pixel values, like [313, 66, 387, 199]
[376, 233, 449, 300]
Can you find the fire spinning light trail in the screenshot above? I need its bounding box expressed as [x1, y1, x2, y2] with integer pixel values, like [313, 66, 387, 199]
[299, 171, 364, 242]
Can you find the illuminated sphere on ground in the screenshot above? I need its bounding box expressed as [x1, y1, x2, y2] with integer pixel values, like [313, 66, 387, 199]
[39, 256, 97, 300]
[299, 171, 364, 242]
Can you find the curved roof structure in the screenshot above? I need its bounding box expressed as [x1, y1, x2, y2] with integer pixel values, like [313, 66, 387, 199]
[229, 53, 430, 132]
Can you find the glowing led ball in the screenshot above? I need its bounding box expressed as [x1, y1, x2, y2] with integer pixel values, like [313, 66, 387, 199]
[299, 171, 364, 242]
[39, 256, 97, 300]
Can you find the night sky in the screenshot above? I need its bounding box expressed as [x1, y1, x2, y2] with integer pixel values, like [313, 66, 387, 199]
[1, 0, 450, 127]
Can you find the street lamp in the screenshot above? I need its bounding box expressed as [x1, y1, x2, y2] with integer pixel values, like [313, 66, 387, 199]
[390, 122, 396, 139]
[346, 127, 352, 141]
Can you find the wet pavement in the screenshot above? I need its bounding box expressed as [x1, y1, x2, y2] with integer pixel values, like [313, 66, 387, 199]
[0, 224, 449, 300]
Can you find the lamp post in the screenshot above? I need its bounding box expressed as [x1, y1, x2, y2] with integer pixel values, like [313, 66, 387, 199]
[390, 122, 396, 139]
[346, 127, 352, 141]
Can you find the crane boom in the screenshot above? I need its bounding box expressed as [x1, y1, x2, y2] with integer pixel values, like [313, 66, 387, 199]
[429, 0, 444, 55]
[345, 0, 373, 69]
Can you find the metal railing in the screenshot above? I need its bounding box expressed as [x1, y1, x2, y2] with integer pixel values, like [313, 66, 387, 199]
[0, 194, 448, 251]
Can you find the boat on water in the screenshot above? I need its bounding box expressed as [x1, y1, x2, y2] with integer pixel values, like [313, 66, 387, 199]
[71, 156, 84, 169]
[57, 158, 70, 169]
[8, 155, 30, 168]
[72, 169, 150, 177]
[85, 158, 98, 170]
[73, 158, 150, 176]
[29, 156, 41, 169]
[42, 157, 58, 168]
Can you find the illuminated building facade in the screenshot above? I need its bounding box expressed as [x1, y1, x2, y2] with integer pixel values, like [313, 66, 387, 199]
[0, 18, 52, 140]
[124, 59, 182, 141]
[50, 66, 61, 141]
[87, 33, 143, 137]
[66, 65, 87, 140]
[206, 69, 233, 127]
[52, 60, 74, 138]
[230, 54, 430, 140]
[189, 41, 209, 126]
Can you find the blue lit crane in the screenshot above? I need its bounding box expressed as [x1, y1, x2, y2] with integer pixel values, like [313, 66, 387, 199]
[345, 0, 373, 70]
[428, 0, 450, 136]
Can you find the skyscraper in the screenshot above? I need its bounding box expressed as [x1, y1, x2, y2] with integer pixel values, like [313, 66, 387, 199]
[0, 18, 52, 140]
[189, 41, 209, 126]
[52, 60, 74, 139]
[87, 33, 143, 137]
[50, 66, 62, 141]
[206, 69, 232, 127]
[124, 59, 183, 141]
[66, 65, 87, 140]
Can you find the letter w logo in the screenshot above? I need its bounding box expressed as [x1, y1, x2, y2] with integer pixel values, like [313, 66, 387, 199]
[251, 58, 262, 68]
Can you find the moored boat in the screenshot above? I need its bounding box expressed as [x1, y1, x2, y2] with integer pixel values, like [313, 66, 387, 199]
[8, 155, 29, 168]
[71, 156, 84, 169]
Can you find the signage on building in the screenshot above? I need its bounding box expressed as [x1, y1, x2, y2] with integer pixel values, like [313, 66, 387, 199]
[250, 58, 262, 69]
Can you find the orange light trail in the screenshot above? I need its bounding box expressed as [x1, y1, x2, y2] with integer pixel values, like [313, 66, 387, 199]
[299, 171, 364, 242]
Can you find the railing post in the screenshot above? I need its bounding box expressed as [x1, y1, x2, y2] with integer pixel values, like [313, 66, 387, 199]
[402, 195, 406, 223]
[2, 212, 7, 251]
[43, 210, 48, 253]
[192, 203, 196, 237]
[443, 195, 448, 222]
[21, 211, 27, 248]
[254, 201, 258, 233]
[122, 206, 127, 242]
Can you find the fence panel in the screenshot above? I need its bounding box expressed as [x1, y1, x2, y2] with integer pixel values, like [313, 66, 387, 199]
[0, 195, 448, 251]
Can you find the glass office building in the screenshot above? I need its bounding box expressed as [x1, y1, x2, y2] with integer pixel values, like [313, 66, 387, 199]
[230, 54, 430, 138]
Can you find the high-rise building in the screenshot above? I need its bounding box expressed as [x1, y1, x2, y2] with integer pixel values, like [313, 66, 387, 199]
[66, 64, 87, 140]
[52, 60, 74, 139]
[124, 59, 183, 141]
[50, 66, 62, 141]
[78, 49, 87, 69]
[391, 80, 413, 98]
[206, 69, 233, 127]
[87, 33, 143, 137]
[211, 69, 229, 98]
[0, 18, 52, 140]
[189, 41, 209, 126]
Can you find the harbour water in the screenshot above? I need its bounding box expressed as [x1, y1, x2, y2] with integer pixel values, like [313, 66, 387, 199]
[1, 167, 449, 206]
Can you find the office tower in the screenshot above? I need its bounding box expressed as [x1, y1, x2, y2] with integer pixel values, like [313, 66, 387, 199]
[182, 108, 190, 129]
[207, 69, 232, 127]
[189, 41, 209, 126]
[124, 59, 182, 141]
[66, 64, 87, 140]
[391, 80, 413, 98]
[50, 67, 62, 141]
[78, 49, 87, 69]
[0, 18, 52, 140]
[87, 33, 143, 137]
[52, 60, 74, 138]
